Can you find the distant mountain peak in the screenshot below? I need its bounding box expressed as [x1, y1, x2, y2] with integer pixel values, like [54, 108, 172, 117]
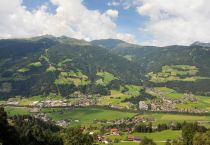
[28, 35, 91, 46]
[91, 39, 140, 49]
[191, 41, 210, 48]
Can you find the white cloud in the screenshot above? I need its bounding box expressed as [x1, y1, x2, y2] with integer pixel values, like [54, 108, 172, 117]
[136, 0, 210, 46]
[108, 1, 120, 7]
[0, 0, 135, 43]
[105, 9, 118, 18]
[106, 0, 210, 46]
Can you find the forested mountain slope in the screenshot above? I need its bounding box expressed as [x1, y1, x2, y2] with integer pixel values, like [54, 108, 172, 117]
[1, 36, 210, 99]
[92, 39, 210, 95]
[0, 36, 143, 98]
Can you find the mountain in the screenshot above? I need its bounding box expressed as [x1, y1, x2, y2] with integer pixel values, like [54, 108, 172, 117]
[0, 36, 143, 99]
[191, 41, 210, 48]
[91, 39, 140, 49]
[92, 39, 210, 95]
[1, 36, 210, 99]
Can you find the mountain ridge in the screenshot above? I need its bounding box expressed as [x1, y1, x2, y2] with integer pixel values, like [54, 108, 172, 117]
[1, 35, 210, 98]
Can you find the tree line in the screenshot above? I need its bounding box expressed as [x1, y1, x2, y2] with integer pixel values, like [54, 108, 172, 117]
[0, 107, 94, 145]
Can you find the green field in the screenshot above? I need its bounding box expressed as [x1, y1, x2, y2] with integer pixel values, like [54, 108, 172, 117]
[42, 107, 137, 125]
[0, 101, 6, 105]
[108, 130, 181, 145]
[147, 65, 209, 83]
[113, 143, 139, 145]
[28, 61, 42, 67]
[96, 71, 118, 86]
[5, 107, 29, 116]
[99, 85, 142, 108]
[54, 70, 89, 86]
[140, 113, 210, 125]
[99, 90, 129, 105]
[122, 85, 142, 96]
[17, 68, 29, 73]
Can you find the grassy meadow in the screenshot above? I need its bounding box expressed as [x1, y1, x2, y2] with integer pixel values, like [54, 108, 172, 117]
[140, 113, 210, 125]
[99, 85, 142, 108]
[5, 107, 30, 116]
[54, 70, 89, 86]
[147, 65, 209, 83]
[96, 71, 118, 86]
[41, 107, 137, 125]
[108, 130, 181, 145]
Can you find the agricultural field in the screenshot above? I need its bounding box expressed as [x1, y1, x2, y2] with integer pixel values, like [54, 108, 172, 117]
[96, 71, 118, 86]
[147, 65, 209, 83]
[41, 107, 137, 126]
[54, 70, 89, 86]
[99, 90, 128, 105]
[17, 68, 29, 73]
[0, 101, 6, 105]
[113, 142, 139, 145]
[140, 113, 210, 125]
[99, 85, 142, 108]
[28, 61, 42, 67]
[122, 85, 143, 96]
[18, 95, 45, 105]
[108, 130, 181, 145]
[5, 107, 30, 116]
[46, 65, 56, 72]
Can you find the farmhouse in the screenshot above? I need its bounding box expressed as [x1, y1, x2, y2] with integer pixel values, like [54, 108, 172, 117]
[97, 135, 104, 141]
[128, 136, 141, 141]
[110, 128, 119, 135]
[139, 101, 148, 110]
[125, 128, 132, 134]
[56, 120, 69, 127]
[102, 138, 112, 144]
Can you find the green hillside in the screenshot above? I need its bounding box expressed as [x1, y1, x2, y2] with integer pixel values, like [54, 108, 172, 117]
[92, 39, 210, 95]
[1, 36, 210, 99]
[0, 36, 143, 99]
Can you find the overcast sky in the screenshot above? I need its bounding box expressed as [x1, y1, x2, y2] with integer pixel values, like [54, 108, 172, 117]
[0, 0, 210, 46]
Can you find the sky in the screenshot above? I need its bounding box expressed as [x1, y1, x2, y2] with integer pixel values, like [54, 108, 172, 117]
[0, 0, 210, 46]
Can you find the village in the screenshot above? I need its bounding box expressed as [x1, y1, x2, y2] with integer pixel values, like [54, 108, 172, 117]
[4, 90, 209, 115]
[139, 88, 209, 113]
[2, 93, 210, 145]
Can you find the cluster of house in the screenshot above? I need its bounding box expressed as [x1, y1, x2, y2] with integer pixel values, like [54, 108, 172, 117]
[97, 136, 112, 144]
[127, 136, 141, 141]
[108, 102, 136, 110]
[33, 112, 81, 127]
[29, 100, 71, 107]
[93, 115, 151, 127]
[97, 128, 141, 144]
[56, 119, 80, 127]
[56, 120, 69, 127]
[139, 101, 149, 110]
[6, 101, 19, 105]
[139, 92, 208, 113]
[74, 98, 97, 107]
[114, 116, 150, 126]
[33, 113, 51, 122]
[150, 97, 177, 111]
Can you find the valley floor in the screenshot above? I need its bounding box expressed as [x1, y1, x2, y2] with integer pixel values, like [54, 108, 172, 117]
[3, 105, 210, 145]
